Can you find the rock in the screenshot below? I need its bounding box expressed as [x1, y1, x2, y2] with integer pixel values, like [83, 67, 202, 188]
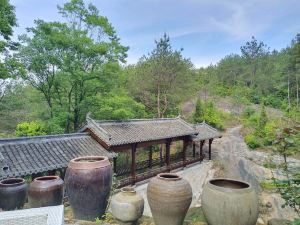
[266, 202, 272, 208]
[256, 217, 265, 225]
[268, 218, 290, 225]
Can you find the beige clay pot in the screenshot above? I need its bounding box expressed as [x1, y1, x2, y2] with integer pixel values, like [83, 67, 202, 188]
[147, 173, 192, 225]
[111, 187, 144, 225]
[201, 178, 259, 225]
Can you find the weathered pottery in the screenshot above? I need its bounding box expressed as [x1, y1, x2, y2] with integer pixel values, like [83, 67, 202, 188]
[147, 173, 192, 225]
[28, 175, 64, 208]
[201, 178, 259, 225]
[111, 187, 144, 225]
[0, 178, 28, 210]
[65, 156, 112, 221]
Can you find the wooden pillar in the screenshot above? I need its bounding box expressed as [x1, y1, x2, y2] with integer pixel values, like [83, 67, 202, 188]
[148, 146, 153, 168]
[209, 139, 213, 160]
[200, 140, 205, 160]
[59, 168, 66, 180]
[165, 139, 171, 172]
[183, 138, 188, 167]
[113, 157, 117, 174]
[193, 143, 196, 158]
[131, 144, 137, 185]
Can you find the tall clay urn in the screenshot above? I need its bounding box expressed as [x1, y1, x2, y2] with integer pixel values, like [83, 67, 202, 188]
[28, 175, 64, 208]
[201, 178, 259, 225]
[0, 178, 28, 211]
[147, 173, 192, 225]
[111, 187, 144, 225]
[65, 156, 112, 221]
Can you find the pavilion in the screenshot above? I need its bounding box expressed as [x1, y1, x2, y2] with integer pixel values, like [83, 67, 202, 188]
[0, 116, 221, 187]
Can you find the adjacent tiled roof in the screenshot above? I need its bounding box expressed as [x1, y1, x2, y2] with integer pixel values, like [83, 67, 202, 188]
[81, 117, 197, 147]
[0, 133, 116, 179]
[192, 122, 222, 141]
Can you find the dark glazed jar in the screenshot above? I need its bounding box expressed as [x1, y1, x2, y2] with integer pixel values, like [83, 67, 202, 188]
[65, 156, 112, 221]
[147, 173, 192, 225]
[0, 178, 28, 211]
[28, 175, 64, 208]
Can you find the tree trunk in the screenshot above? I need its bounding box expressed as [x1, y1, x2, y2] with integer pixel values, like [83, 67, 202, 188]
[288, 75, 291, 112]
[157, 83, 161, 118]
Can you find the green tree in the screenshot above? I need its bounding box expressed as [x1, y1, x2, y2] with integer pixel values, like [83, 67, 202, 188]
[128, 33, 195, 118]
[17, 0, 128, 132]
[0, 0, 17, 52]
[241, 36, 269, 87]
[0, 0, 17, 101]
[193, 99, 204, 123]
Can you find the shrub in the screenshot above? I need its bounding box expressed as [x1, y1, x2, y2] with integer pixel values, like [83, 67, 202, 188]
[245, 133, 261, 149]
[241, 107, 256, 119]
[15, 121, 47, 137]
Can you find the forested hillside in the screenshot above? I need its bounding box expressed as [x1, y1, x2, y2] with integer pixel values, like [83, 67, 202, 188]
[0, 0, 299, 139]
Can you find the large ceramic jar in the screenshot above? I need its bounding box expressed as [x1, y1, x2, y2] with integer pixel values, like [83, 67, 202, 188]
[0, 178, 28, 210]
[111, 187, 144, 225]
[147, 173, 192, 225]
[201, 178, 259, 225]
[65, 156, 112, 221]
[28, 176, 64, 208]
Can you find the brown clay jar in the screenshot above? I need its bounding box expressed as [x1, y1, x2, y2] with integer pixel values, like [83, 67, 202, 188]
[65, 156, 112, 221]
[28, 175, 64, 208]
[0, 178, 28, 211]
[147, 173, 192, 225]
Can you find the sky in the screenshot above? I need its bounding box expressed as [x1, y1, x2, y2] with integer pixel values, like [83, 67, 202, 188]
[10, 0, 300, 68]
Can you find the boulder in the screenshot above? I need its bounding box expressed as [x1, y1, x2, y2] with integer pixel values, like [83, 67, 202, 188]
[268, 218, 290, 225]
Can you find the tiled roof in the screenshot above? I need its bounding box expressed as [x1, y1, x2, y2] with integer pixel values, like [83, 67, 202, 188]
[81, 117, 197, 147]
[0, 133, 116, 179]
[192, 122, 222, 141]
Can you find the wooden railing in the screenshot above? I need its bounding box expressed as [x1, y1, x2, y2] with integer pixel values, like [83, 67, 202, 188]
[117, 154, 204, 187]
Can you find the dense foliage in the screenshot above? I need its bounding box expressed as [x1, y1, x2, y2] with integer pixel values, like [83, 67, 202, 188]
[197, 36, 300, 117]
[0, 0, 299, 139]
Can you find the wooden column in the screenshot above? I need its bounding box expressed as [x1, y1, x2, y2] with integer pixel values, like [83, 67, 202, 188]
[148, 146, 153, 168]
[183, 138, 188, 167]
[200, 140, 205, 160]
[193, 143, 196, 158]
[113, 157, 117, 174]
[209, 139, 213, 160]
[165, 139, 171, 172]
[131, 144, 137, 185]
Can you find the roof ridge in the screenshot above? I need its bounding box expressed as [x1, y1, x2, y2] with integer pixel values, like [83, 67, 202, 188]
[95, 117, 178, 124]
[177, 118, 197, 131]
[0, 132, 90, 145]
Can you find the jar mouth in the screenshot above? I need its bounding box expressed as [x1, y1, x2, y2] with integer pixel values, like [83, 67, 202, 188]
[34, 176, 59, 182]
[157, 173, 181, 180]
[209, 178, 250, 190]
[0, 178, 25, 186]
[121, 187, 136, 193]
[73, 156, 107, 163]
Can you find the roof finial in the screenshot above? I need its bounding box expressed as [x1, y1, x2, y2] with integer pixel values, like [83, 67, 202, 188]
[86, 112, 92, 122]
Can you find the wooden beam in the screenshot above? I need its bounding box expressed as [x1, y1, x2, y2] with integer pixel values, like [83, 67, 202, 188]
[183, 138, 188, 167]
[193, 143, 196, 158]
[209, 139, 213, 160]
[165, 139, 171, 172]
[113, 157, 117, 174]
[148, 146, 153, 168]
[130, 143, 137, 185]
[200, 140, 205, 160]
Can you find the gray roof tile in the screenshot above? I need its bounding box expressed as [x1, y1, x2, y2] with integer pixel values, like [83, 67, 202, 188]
[83, 117, 197, 146]
[0, 133, 115, 179]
